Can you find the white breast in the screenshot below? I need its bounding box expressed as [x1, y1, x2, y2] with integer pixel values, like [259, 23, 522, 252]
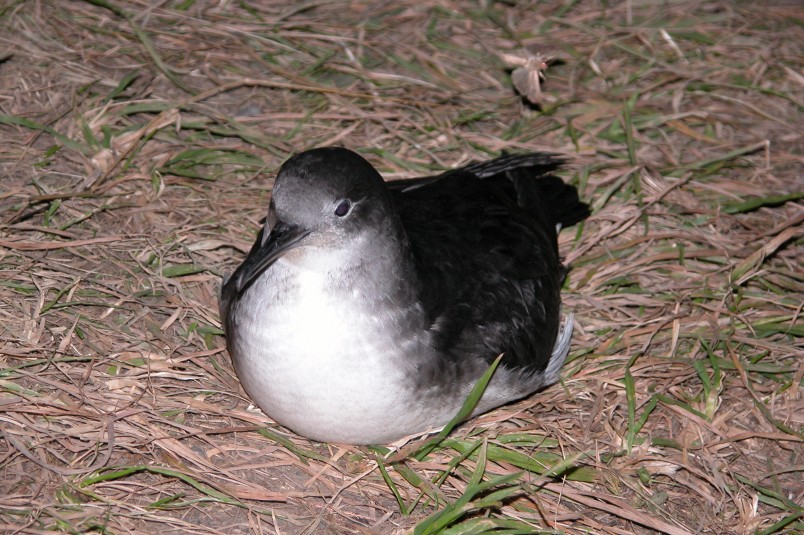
[227, 251, 568, 444]
[230, 258, 445, 443]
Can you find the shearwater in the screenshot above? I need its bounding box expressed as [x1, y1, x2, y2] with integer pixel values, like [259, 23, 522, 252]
[220, 147, 589, 444]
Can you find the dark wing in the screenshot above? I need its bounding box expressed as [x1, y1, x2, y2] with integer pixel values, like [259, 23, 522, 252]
[389, 153, 588, 372]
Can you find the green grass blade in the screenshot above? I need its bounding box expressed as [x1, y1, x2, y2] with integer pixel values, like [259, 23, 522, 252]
[413, 355, 503, 460]
[79, 465, 240, 505]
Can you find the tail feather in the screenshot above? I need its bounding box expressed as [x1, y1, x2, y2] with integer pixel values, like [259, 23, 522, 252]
[464, 152, 589, 229]
[462, 152, 563, 179]
[396, 152, 590, 229]
[520, 174, 590, 228]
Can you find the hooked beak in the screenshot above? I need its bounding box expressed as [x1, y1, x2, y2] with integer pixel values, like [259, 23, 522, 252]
[224, 209, 311, 297]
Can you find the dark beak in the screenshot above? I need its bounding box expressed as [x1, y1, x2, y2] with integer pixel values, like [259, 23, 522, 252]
[222, 215, 311, 298]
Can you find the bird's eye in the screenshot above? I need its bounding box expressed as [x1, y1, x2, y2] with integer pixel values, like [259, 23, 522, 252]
[334, 199, 351, 217]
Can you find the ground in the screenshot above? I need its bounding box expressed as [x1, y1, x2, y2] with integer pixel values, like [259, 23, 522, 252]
[0, 1, 801, 534]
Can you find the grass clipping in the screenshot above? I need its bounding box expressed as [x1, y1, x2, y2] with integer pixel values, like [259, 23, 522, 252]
[0, 1, 802, 534]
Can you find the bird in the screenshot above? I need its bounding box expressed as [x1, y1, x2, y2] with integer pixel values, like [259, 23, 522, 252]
[219, 147, 589, 445]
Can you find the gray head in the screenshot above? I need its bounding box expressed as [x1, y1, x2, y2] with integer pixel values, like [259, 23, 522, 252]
[270, 147, 398, 243]
[222, 147, 404, 300]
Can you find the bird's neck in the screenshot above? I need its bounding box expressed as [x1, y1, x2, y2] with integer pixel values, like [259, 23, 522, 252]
[351, 227, 421, 302]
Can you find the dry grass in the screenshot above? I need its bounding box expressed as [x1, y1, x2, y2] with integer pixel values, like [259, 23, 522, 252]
[1, 0, 802, 533]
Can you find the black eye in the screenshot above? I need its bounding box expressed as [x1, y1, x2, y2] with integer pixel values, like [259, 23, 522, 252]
[334, 199, 351, 217]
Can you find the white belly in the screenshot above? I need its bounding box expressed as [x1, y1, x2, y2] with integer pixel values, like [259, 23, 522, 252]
[230, 261, 448, 443]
